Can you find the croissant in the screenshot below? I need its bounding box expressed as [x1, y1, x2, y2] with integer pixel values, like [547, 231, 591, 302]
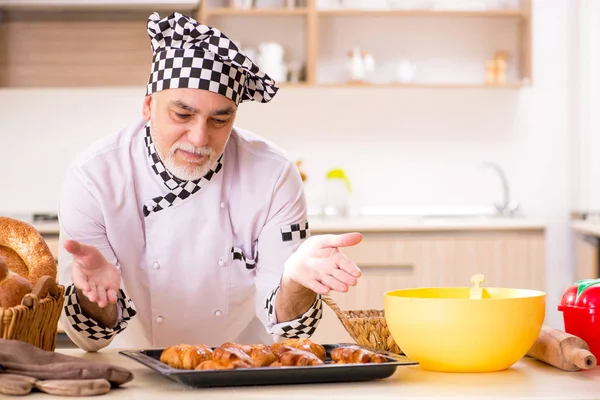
[195, 360, 231, 370]
[331, 346, 388, 364]
[220, 342, 277, 367]
[161, 341, 389, 370]
[211, 347, 254, 369]
[270, 338, 326, 362]
[270, 347, 324, 367]
[160, 344, 214, 369]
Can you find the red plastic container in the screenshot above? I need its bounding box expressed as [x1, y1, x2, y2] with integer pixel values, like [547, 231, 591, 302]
[558, 279, 600, 360]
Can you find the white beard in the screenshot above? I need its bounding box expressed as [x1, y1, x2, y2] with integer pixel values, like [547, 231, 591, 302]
[162, 142, 217, 181]
[149, 116, 220, 181]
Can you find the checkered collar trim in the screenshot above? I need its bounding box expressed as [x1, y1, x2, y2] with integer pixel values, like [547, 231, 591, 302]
[146, 12, 279, 105]
[142, 124, 223, 217]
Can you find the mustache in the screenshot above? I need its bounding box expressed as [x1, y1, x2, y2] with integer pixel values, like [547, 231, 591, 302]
[169, 142, 215, 157]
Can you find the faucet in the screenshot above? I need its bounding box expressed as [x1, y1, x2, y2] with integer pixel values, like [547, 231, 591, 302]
[481, 161, 520, 217]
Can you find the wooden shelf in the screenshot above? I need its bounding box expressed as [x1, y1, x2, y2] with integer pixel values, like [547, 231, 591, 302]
[313, 82, 528, 89]
[277, 81, 310, 87]
[0, 0, 533, 89]
[270, 81, 529, 89]
[205, 7, 308, 17]
[316, 9, 527, 18]
[0, 0, 199, 11]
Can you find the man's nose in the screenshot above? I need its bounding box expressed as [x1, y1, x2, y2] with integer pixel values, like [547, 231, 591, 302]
[186, 121, 210, 147]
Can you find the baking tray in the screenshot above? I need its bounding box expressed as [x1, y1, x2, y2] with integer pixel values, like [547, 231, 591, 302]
[119, 343, 418, 388]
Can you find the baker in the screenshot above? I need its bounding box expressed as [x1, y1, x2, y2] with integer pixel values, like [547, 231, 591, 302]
[58, 12, 363, 352]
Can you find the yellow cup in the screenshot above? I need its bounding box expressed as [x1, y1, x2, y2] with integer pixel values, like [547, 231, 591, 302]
[384, 276, 546, 372]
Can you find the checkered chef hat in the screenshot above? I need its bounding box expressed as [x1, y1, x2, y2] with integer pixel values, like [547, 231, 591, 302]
[146, 12, 279, 105]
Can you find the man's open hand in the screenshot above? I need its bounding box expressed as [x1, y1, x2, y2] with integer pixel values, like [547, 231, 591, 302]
[64, 240, 121, 308]
[282, 232, 363, 295]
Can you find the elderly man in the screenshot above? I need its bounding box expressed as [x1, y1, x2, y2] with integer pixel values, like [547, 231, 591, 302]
[58, 12, 362, 352]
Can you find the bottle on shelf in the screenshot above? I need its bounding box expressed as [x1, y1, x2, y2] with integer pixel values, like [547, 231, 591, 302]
[484, 50, 509, 85]
[322, 168, 352, 217]
[346, 46, 375, 83]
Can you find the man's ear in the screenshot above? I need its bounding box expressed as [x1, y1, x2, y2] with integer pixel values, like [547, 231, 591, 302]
[142, 95, 152, 121]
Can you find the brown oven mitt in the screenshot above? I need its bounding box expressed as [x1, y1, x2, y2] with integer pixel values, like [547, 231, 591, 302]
[0, 339, 133, 396]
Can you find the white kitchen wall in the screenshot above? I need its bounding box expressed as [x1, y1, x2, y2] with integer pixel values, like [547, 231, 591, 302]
[0, 0, 576, 328]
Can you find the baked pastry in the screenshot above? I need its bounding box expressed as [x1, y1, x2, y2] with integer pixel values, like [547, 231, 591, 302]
[0, 275, 33, 308]
[181, 345, 214, 369]
[161, 341, 390, 370]
[160, 344, 190, 369]
[0, 217, 57, 286]
[211, 347, 254, 369]
[194, 360, 230, 370]
[270, 338, 326, 362]
[220, 342, 277, 367]
[0, 255, 8, 282]
[269, 347, 324, 367]
[160, 344, 213, 369]
[331, 345, 388, 364]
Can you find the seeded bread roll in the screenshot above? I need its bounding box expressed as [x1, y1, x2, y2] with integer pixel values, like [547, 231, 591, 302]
[0, 217, 57, 286]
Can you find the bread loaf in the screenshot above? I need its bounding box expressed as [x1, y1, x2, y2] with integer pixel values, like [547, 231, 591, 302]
[0, 217, 56, 286]
[0, 256, 8, 282]
[0, 276, 33, 308]
[0, 246, 30, 280]
[0, 217, 58, 309]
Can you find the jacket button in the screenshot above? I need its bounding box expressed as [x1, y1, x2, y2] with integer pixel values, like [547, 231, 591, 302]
[156, 316, 164, 323]
[153, 262, 160, 269]
[214, 310, 222, 317]
[220, 202, 225, 209]
[218, 259, 225, 267]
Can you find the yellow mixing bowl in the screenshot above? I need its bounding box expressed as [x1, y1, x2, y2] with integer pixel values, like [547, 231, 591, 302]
[384, 275, 546, 372]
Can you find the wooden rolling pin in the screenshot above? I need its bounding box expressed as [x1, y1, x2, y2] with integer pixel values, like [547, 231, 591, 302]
[526, 325, 597, 371]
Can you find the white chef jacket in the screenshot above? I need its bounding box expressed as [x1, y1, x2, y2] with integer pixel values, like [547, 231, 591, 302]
[57, 117, 322, 352]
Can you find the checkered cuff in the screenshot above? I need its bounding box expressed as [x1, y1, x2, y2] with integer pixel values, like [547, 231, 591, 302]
[281, 221, 309, 242]
[265, 286, 322, 338]
[63, 284, 137, 341]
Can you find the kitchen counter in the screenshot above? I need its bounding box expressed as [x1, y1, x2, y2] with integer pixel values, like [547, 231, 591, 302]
[309, 215, 546, 233]
[31, 218, 546, 237]
[27, 349, 599, 399]
[31, 221, 60, 236]
[572, 220, 600, 238]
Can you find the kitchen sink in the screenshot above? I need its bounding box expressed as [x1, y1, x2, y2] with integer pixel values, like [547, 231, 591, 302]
[309, 161, 522, 220]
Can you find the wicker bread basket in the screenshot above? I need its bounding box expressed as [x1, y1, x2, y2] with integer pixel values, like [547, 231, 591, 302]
[322, 294, 403, 355]
[0, 284, 65, 351]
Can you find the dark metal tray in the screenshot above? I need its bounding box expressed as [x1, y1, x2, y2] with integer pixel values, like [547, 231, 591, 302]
[119, 343, 418, 388]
